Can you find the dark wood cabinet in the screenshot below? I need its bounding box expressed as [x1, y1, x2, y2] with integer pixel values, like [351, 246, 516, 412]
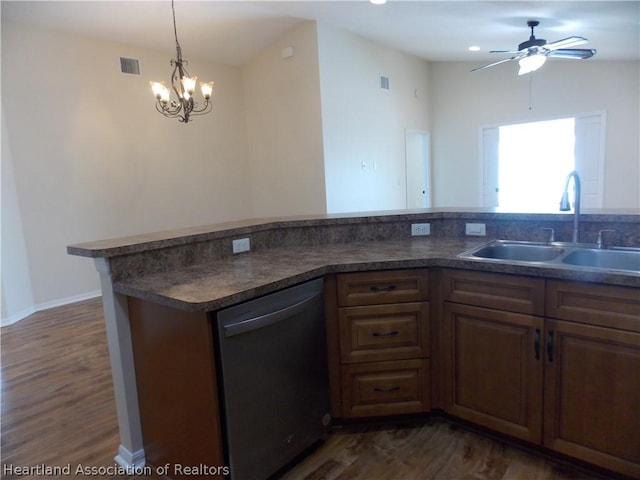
[341, 359, 430, 418]
[543, 319, 640, 478]
[126, 267, 639, 479]
[441, 269, 545, 444]
[339, 302, 430, 364]
[441, 268, 544, 315]
[544, 281, 640, 478]
[443, 271, 640, 479]
[443, 302, 544, 443]
[337, 269, 430, 307]
[546, 279, 640, 331]
[332, 269, 431, 418]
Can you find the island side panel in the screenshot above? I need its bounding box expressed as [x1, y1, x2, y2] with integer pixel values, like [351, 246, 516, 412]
[95, 258, 145, 468]
[324, 274, 343, 419]
[128, 297, 225, 477]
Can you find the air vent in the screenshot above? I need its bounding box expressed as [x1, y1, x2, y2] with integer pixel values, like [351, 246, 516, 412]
[120, 57, 140, 75]
[380, 75, 390, 90]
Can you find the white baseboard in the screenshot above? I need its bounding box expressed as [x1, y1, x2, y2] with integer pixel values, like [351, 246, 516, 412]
[1, 305, 36, 327]
[1, 290, 102, 327]
[114, 444, 146, 469]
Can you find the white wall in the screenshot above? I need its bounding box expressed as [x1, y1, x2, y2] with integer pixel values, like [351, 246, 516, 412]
[1, 23, 251, 313]
[317, 23, 431, 214]
[4, 19, 638, 322]
[1, 110, 35, 324]
[429, 60, 640, 208]
[242, 21, 327, 218]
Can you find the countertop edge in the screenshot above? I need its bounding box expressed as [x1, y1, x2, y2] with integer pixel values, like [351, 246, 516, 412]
[113, 248, 640, 313]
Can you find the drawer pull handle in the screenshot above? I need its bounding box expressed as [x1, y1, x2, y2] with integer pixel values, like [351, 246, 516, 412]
[374, 386, 400, 393]
[547, 330, 554, 363]
[534, 328, 540, 360]
[370, 285, 397, 292]
[372, 330, 399, 337]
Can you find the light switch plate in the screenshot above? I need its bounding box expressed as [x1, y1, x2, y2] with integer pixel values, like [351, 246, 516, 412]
[465, 223, 486, 236]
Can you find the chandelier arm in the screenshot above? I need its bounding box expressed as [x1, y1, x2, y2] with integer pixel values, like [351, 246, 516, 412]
[189, 101, 213, 115]
[155, 102, 182, 117]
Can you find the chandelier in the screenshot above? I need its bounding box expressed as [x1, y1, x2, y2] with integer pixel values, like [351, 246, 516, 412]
[150, 0, 213, 123]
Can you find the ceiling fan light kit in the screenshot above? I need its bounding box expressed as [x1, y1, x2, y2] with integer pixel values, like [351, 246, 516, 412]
[518, 54, 547, 75]
[472, 20, 597, 75]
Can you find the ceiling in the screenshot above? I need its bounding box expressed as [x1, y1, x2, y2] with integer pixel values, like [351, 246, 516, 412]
[2, 1, 639, 67]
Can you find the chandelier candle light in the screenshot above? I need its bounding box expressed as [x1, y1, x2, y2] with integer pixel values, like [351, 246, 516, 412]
[150, 0, 213, 123]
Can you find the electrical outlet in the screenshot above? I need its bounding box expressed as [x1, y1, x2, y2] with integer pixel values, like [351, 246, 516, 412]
[465, 223, 486, 236]
[411, 223, 431, 236]
[232, 238, 251, 254]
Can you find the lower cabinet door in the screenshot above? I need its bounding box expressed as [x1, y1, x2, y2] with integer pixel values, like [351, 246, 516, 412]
[341, 359, 430, 418]
[543, 319, 640, 479]
[443, 302, 544, 444]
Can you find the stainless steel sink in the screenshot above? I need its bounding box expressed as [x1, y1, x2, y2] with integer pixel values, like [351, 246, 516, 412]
[466, 240, 565, 262]
[459, 240, 640, 273]
[561, 248, 640, 272]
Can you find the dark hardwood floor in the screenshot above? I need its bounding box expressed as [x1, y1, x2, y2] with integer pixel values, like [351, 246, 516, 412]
[1, 298, 602, 479]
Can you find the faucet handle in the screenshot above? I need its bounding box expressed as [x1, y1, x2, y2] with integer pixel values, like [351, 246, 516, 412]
[596, 230, 615, 249]
[541, 228, 555, 243]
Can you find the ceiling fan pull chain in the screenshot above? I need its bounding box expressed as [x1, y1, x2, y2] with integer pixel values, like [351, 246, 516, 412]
[529, 74, 533, 111]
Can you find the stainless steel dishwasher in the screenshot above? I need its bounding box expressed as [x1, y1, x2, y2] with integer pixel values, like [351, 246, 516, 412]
[215, 278, 330, 480]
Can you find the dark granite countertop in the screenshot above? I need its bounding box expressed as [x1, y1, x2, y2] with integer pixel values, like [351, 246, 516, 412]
[114, 238, 640, 312]
[68, 208, 640, 258]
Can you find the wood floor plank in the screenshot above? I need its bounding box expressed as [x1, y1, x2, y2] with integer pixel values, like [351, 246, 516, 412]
[280, 421, 602, 480]
[0, 298, 154, 479]
[1, 298, 606, 480]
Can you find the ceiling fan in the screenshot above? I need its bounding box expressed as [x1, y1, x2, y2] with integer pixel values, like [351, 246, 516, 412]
[472, 20, 597, 75]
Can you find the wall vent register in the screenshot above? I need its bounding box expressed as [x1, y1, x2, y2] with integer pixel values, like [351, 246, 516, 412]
[119, 57, 140, 75]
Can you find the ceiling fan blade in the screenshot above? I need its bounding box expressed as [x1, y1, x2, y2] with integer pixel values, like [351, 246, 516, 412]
[471, 56, 520, 72]
[545, 36, 588, 51]
[489, 50, 521, 54]
[548, 48, 597, 59]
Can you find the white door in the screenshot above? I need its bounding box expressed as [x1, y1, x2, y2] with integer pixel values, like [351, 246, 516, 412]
[405, 130, 431, 209]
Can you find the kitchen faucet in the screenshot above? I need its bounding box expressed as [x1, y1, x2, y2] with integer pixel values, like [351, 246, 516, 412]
[559, 171, 581, 243]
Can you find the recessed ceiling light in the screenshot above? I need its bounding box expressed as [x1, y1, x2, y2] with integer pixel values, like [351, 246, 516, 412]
[370, 0, 387, 4]
[468, 45, 481, 52]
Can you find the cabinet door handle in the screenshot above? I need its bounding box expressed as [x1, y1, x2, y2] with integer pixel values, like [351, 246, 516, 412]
[374, 386, 400, 393]
[372, 330, 399, 337]
[370, 285, 397, 292]
[547, 330, 554, 362]
[534, 328, 540, 360]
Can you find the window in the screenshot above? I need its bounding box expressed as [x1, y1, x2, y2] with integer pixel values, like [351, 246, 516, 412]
[481, 112, 605, 210]
[498, 118, 575, 210]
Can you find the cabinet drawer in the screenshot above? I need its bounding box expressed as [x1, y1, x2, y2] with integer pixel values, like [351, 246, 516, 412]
[339, 303, 430, 363]
[442, 269, 544, 315]
[546, 280, 640, 332]
[341, 359, 430, 418]
[337, 269, 429, 307]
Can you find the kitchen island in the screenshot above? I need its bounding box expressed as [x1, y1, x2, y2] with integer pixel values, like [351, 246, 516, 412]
[67, 209, 640, 479]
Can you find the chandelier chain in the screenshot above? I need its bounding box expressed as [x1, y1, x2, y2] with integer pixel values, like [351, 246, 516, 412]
[172, 0, 183, 64]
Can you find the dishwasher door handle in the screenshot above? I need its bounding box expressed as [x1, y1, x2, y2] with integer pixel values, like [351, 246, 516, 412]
[224, 292, 322, 337]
